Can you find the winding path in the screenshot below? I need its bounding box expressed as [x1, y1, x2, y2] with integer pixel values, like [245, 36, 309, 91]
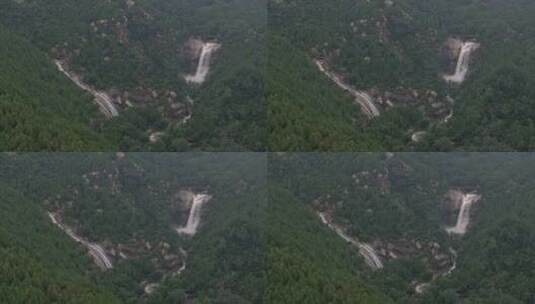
[318, 212, 383, 270]
[55, 60, 119, 118]
[48, 212, 113, 270]
[446, 193, 481, 235]
[416, 191, 481, 294]
[176, 194, 212, 236]
[315, 60, 380, 118]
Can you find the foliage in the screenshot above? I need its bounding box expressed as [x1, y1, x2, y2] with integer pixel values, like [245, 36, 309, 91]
[268, 0, 535, 151]
[0, 0, 265, 151]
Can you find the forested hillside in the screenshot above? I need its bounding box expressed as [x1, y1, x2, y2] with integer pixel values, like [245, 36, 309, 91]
[3, 152, 535, 303]
[269, 153, 535, 303]
[266, 186, 392, 304]
[0, 26, 114, 151]
[268, 0, 535, 151]
[0, 153, 266, 303]
[0, 0, 265, 151]
[0, 182, 121, 303]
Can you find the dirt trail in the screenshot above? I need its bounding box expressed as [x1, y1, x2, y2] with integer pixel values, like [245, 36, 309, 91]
[314, 60, 380, 118]
[318, 212, 383, 270]
[48, 212, 113, 270]
[55, 60, 119, 118]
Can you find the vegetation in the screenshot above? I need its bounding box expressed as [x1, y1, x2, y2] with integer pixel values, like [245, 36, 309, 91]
[0, 25, 113, 151]
[269, 153, 535, 303]
[3, 153, 535, 303]
[0, 153, 266, 303]
[266, 186, 392, 304]
[0, 183, 121, 303]
[268, 0, 535, 151]
[0, 0, 265, 151]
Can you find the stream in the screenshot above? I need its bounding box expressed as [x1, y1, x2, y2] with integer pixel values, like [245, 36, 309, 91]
[415, 192, 481, 293]
[314, 60, 380, 118]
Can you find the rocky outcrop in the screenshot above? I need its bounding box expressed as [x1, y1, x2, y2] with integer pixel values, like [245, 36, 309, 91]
[444, 189, 465, 211]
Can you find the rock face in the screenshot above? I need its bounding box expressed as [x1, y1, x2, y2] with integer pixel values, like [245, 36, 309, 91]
[443, 40, 480, 84]
[317, 211, 384, 270]
[444, 38, 464, 59]
[178, 190, 195, 209]
[182, 38, 205, 60]
[444, 189, 464, 211]
[48, 212, 113, 270]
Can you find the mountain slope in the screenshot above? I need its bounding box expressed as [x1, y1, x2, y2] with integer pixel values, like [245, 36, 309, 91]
[0, 183, 121, 303]
[0, 0, 265, 151]
[0, 26, 114, 151]
[0, 153, 266, 303]
[267, 186, 392, 304]
[269, 153, 535, 303]
[268, 0, 535, 151]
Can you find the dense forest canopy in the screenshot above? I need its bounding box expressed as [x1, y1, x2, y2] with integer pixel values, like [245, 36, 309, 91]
[0, 0, 265, 151]
[0, 153, 266, 303]
[2, 153, 535, 303]
[268, 0, 535, 151]
[269, 153, 535, 303]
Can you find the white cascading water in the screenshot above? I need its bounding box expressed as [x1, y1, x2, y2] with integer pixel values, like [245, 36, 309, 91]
[176, 194, 212, 236]
[443, 42, 480, 84]
[359, 243, 384, 270]
[48, 212, 113, 270]
[318, 212, 383, 270]
[54, 60, 119, 118]
[314, 60, 380, 118]
[184, 42, 221, 84]
[446, 193, 481, 235]
[443, 110, 454, 123]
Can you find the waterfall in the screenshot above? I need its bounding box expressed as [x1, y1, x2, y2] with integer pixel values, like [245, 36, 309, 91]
[446, 193, 481, 235]
[175, 248, 188, 276]
[176, 194, 212, 236]
[184, 42, 221, 84]
[443, 42, 479, 84]
[54, 60, 119, 118]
